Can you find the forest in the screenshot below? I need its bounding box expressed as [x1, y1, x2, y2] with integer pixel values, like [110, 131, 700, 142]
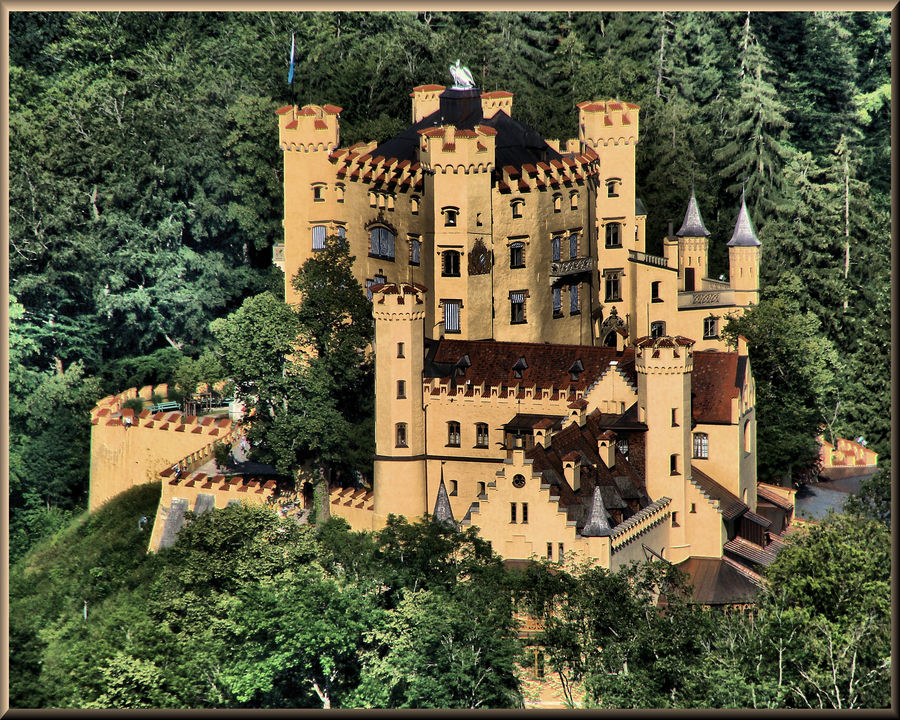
[7, 10, 892, 707]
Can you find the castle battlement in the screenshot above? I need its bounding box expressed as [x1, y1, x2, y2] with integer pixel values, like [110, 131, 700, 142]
[277, 103, 342, 152]
[578, 99, 641, 147]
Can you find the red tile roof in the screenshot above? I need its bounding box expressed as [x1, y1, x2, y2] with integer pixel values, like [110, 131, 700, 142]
[412, 83, 446, 92]
[322, 104, 343, 115]
[482, 90, 513, 98]
[275, 105, 293, 115]
[692, 350, 741, 425]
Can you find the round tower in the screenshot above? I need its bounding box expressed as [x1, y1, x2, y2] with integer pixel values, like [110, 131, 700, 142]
[676, 188, 711, 291]
[727, 194, 761, 305]
[634, 334, 694, 562]
[371, 282, 428, 526]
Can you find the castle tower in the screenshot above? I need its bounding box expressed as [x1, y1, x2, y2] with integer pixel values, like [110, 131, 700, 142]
[418, 89, 496, 339]
[635, 334, 694, 563]
[371, 282, 428, 526]
[727, 194, 761, 305]
[676, 188, 711, 291]
[277, 103, 343, 305]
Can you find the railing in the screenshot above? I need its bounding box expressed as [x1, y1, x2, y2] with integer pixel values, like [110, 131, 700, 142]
[701, 277, 730, 290]
[628, 250, 669, 269]
[677, 288, 736, 308]
[549, 256, 593, 278]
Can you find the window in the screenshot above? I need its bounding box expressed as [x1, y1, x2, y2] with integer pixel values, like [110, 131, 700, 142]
[650, 320, 666, 339]
[443, 300, 460, 333]
[569, 233, 579, 259]
[510, 503, 517, 523]
[369, 227, 395, 259]
[510, 291, 526, 324]
[672, 408, 679, 427]
[606, 178, 620, 197]
[510, 242, 525, 268]
[337, 226, 346, 240]
[670, 453, 679, 475]
[570, 192, 579, 210]
[694, 432, 709, 459]
[442, 207, 458, 227]
[651, 281, 661, 301]
[476, 212, 483, 227]
[447, 421, 461, 447]
[312, 184, 325, 202]
[511, 199, 524, 218]
[704, 316, 718, 339]
[450, 479, 458, 496]
[553, 194, 562, 213]
[397, 380, 406, 399]
[558, 543, 564, 564]
[605, 222, 621, 248]
[744, 421, 751, 454]
[335, 184, 344, 203]
[396, 423, 407, 447]
[672, 511, 679, 527]
[569, 284, 579, 314]
[547, 543, 553, 560]
[616, 437, 629, 458]
[521, 502, 529, 524]
[476, 423, 489, 448]
[442, 250, 461, 277]
[551, 235, 561, 262]
[364, 274, 387, 301]
[553, 287, 563, 317]
[312, 225, 326, 251]
[477, 481, 486, 497]
[411, 196, 420, 214]
[690, 502, 697, 513]
[512, 474, 526, 487]
[410, 238, 421, 266]
[368, 191, 377, 207]
[604, 271, 622, 302]
[397, 342, 405, 358]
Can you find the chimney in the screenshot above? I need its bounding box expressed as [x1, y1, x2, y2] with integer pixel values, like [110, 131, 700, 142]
[562, 451, 581, 492]
[533, 418, 555, 447]
[597, 430, 617, 470]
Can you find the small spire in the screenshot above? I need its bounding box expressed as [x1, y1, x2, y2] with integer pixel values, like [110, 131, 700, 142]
[675, 187, 710, 237]
[727, 193, 761, 247]
[581, 486, 613, 537]
[432, 467, 456, 528]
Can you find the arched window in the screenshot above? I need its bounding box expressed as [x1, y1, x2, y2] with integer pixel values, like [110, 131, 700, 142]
[311, 225, 327, 250]
[553, 194, 562, 213]
[605, 222, 621, 248]
[570, 191, 579, 209]
[693, 432, 709, 459]
[335, 183, 344, 203]
[411, 196, 420, 214]
[447, 421, 461, 447]
[369, 227, 395, 260]
[396, 423, 408, 448]
[442, 206, 459, 227]
[511, 199, 524, 218]
[442, 250, 461, 277]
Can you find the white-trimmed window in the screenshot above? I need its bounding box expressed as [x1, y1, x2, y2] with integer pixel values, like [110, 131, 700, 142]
[443, 300, 460, 334]
[704, 316, 718, 339]
[693, 432, 709, 459]
[312, 225, 327, 251]
[369, 227, 395, 260]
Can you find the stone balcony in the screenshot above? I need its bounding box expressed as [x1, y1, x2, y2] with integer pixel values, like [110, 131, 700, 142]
[678, 288, 736, 309]
[549, 256, 593, 279]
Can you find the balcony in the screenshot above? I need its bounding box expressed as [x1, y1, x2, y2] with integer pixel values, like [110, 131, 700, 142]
[272, 243, 285, 271]
[549, 256, 593, 279]
[628, 249, 670, 269]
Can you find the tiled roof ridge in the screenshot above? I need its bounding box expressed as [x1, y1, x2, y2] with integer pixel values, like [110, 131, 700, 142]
[610, 496, 671, 539]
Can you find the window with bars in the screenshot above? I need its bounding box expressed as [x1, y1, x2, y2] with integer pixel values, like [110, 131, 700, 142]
[569, 233, 579, 259]
[312, 225, 326, 250]
[510, 242, 525, 268]
[369, 227, 395, 259]
[410, 238, 421, 265]
[442, 250, 461, 277]
[475, 423, 489, 448]
[605, 222, 621, 248]
[553, 287, 562, 317]
[443, 300, 460, 333]
[693, 432, 709, 459]
[447, 421, 461, 447]
[569, 284, 579, 314]
[510, 291, 526, 324]
[552, 236, 561, 262]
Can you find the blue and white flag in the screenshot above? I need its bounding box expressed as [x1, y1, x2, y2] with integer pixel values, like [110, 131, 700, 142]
[287, 32, 295, 84]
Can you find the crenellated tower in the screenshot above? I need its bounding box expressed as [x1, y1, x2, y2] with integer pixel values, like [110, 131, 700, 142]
[727, 194, 761, 305]
[675, 188, 711, 291]
[371, 282, 428, 526]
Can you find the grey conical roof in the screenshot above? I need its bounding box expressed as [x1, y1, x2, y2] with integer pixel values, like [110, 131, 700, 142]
[433, 473, 456, 528]
[727, 195, 761, 247]
[676, 189, 710, 237]
[581, 486, 613, 537]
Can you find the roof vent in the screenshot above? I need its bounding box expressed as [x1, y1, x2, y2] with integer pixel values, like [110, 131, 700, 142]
[512, 356, 528, 379]
[568, 358, 585, 381]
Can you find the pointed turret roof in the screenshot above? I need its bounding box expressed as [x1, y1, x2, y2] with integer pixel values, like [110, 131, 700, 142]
[676, 188, 710, 237]
[727, 194, 761, 247]
[433, 471, 456, 528]
[581, 486, 613, 537]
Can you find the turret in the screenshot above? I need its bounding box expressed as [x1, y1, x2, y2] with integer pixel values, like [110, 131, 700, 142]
[727, 194, 761, 304]
[634, 334, 694, 562]
[372, 282, 429, 525]
[410, 84, 445, 123]
[676, 188, 711, 291]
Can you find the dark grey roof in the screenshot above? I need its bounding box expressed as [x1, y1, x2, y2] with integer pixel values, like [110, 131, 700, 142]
[433, 474, 456, 527]
[635, 197, 648, 216]
[677, 557, 761, 604]
[158, 497, 188, 549]
[727, 196, 761, 247]
[581, 486, 613, 537]
[676, 190, 710, 237]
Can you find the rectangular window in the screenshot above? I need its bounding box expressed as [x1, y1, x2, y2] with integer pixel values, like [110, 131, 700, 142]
[313, 185, 325, 202]
[547, 543, 553, 560]
[475, 423, 489, 448]
[650, 321, 666, 339]
[521, 502, 529, 524]
[694, 433, 709, 459]
[312, 225, 326, 250]
[365, 279, 375, 301]
[672, 408, 678, 427]
[553, 287, 562, 317]
[569, 284, 579, 314]
[478, 481, 486, 497]
[512, 200, 524, 218]
[552, 236, 561, 262]
[442, 250, 460, 277]
[672, 511, 680, 527]
[443, 300, 460, 334]
[397, 380, 406, 399]
[570, 192, 579, 210]
[510, 291, 526, 324]
[569, 233, 578, 259]
[510, 242, 525, 268]
[443, 208, 458, 226]
[450, 480, 458, 496]
[605, 223, 621, 248]
[604, 272, 621, 302]
[410, 238, 421, 266]
[558, 543, 564, 564]
[510, 503, 517, 523]
[397, 342, 405, 358]
[651, 280, 661, 301]
[704, 316, 718, 339]
[606, 179, 619, 198]
[396, 423, 407, 447]
[670, 454, 679, 475]
[447, 421, 461, 447]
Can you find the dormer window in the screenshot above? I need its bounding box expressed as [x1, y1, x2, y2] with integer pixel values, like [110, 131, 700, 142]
[511, 199, 524, 219]
[442, 206, 459, 227]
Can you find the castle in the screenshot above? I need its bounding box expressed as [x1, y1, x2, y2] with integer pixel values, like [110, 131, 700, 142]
[88, 78, 797, 607]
